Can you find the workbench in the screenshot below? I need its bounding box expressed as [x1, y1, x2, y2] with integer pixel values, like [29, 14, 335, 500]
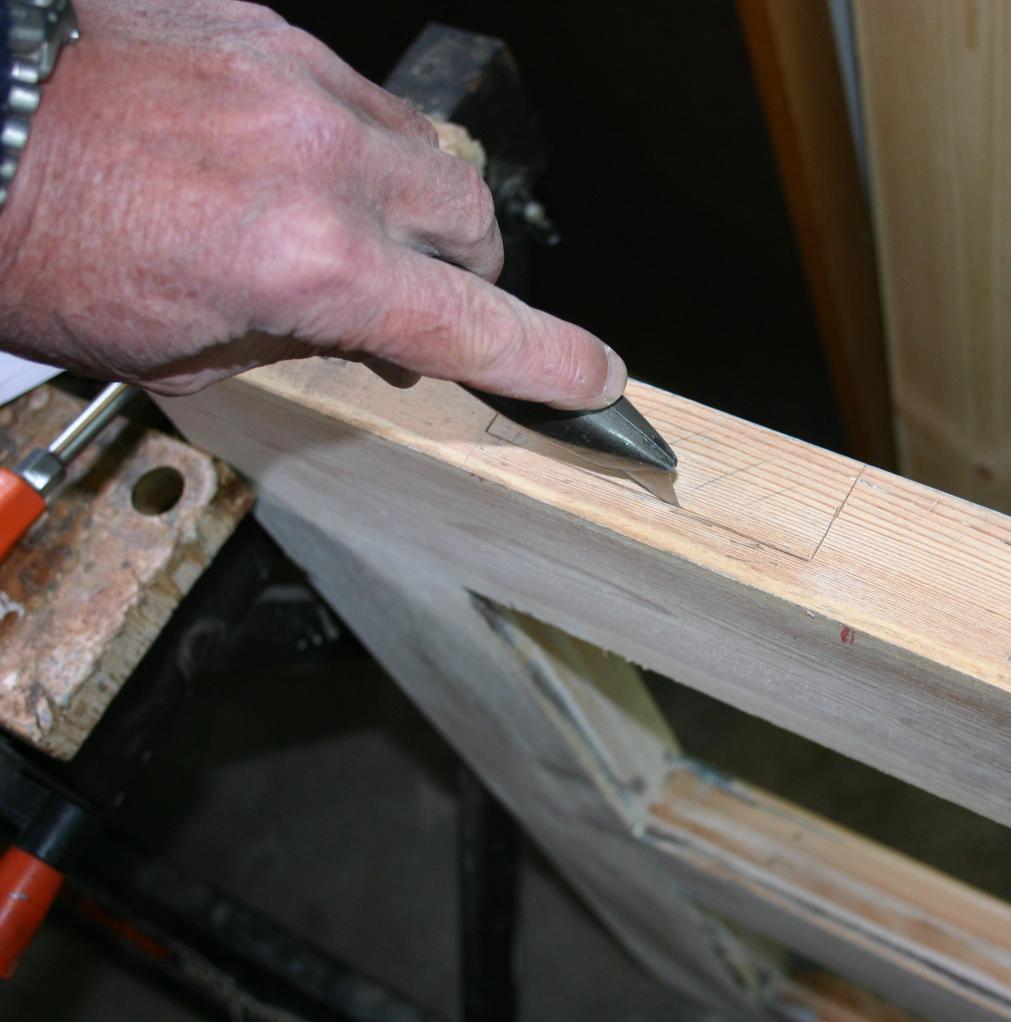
[0, 385, 250, 759]
[0, 382, 456, 1021]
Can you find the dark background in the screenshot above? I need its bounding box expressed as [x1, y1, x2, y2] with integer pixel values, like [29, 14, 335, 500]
[273, 0, 846, 453]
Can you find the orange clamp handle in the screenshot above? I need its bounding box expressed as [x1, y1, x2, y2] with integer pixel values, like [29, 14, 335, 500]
[0, 467, 45, 562]
[0, 846, 64, 979]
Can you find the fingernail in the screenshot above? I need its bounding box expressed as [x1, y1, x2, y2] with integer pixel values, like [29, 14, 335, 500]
[601, 345, 628, 405]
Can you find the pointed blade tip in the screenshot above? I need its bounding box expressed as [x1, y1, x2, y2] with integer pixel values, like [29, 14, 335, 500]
[627, 468, 681, 508]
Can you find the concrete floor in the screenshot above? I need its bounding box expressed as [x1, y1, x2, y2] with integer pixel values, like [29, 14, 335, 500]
[0, 645, 724, 1022]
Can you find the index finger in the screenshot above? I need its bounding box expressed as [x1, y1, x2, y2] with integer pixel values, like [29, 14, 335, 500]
[324, 242, 628, 410]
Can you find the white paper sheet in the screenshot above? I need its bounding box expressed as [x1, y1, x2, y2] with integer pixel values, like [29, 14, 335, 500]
[0, 352, 61, 406]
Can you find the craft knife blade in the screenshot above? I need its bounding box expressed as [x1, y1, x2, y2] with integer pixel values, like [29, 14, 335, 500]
[465, 389, 680, 507]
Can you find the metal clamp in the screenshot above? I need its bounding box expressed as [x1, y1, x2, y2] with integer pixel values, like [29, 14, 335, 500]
[1, 0, 79, 209]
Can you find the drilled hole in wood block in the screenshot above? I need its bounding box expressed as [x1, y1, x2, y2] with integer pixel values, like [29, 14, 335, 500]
[131, 466, 185, 516]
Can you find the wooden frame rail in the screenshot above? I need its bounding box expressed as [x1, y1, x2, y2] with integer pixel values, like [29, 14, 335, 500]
[250, 497, 1011, 1020]
[161, 360, 1011, 824]
[159, 360, 1011, 1019]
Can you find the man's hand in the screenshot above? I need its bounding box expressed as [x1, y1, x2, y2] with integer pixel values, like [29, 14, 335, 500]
[0, 0, 626, 409]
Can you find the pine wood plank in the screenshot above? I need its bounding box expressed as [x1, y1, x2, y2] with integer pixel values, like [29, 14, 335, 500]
[774, 972, 925, 1022]
[255, 506, 765, 1018]
[853, 1, 1011, 511]
[159, 358, 1011, 824]
[737, 0, 895, 468]
[0, 386, 251, 757]
[253, 498, 987, 1021]
[648, 762, 1011, 1021]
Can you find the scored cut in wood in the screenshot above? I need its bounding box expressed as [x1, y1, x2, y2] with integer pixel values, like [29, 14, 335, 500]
[160, 358, 1011, 825]
[0, 386, 252, 758]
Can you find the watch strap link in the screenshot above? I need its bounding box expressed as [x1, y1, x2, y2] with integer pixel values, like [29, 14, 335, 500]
[1, 0, 78, 209]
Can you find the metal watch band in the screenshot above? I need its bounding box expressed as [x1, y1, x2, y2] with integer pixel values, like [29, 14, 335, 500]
[1, 0, 79, 209]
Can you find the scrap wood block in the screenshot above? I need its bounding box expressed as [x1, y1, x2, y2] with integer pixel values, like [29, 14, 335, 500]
[0, 385, 252, 759]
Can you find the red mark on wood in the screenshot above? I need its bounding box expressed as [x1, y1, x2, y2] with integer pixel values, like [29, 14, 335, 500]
[840, 627, 855, 645]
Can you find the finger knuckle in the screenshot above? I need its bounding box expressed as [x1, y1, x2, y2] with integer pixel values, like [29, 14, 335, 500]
[374, 271, 470, 369]
[484, 222, 505, 282]
[236, 2, 289, 29]
[380, 93, 438, 146]
[239, 198, 364, 321]
[405, 106, 440, 147]
[457, 164, 497, 246]
[543, 325, 609, 397]
[270, 23, 330, 62]
[465, 300, 606, 401]
[287, 98, 361, 167]
[455, 288, 524, 375]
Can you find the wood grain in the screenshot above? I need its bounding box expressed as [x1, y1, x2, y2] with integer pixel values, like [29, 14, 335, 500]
[160, 359, 1011, 824]
[737, 0, 895, 468]
[853, 1, 1011, 510]
[255, 499, 982, 1021]
[774, 972, 925, 1022]
[648, 762, 1011, 1021]
[257, 506, 765, 1018]
[0, 386, 251, 757]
